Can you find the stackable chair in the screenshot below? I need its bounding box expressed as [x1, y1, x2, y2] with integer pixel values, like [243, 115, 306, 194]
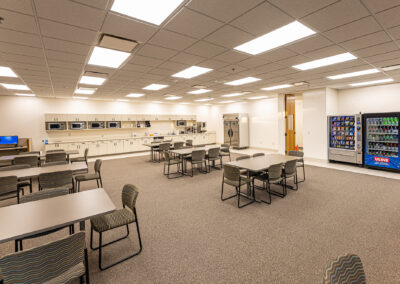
[206, 147, 222, 172]
[0, 232, 90, 284]
[254, 163, 285, 201]
[283, 160, 298, 191]
[0, 176, 20, 204]
[323, 254, 366, 284]
[14, 155, 39, 167]
[155, 143, 170, 162]
[75, 159, 103, 192]
[38, 170, 75, 193]
[15, 188, 73, 252]
[0, 164, 32, 194]
[219, 144, 231, 161]
[221, 164, 254, 208]
[185, 139, 193, 147]
[185, 150, 207, 177]
[90, 184, 142, 270]
[236, 155, 251, 176]
[289, 150, 305, 183]
[163, 151, 181, 178]
[172, 141, 185, 158]
[45, 152, 67, 164]
[71, 148, 89, 165]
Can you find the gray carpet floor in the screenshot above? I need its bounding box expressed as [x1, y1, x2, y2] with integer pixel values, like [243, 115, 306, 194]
[1, 153, 400, 283]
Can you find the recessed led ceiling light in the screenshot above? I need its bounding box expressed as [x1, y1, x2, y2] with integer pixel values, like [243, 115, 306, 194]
[293, 53, 357, 71]
[248, 96, 268, 100]
[195, 98, 214, 102]
[172, 66, 213, 79]
[1, 83, 30, 90]
[349, 78, 394, 87]
[111, 0, 184, 26]
[73, 96, 89, 100]
[219, 100, 235, 104]
[164, 96, 182, 100]
[15, 93, 35, 97]
[88, 46, 130, 69]
[79, 76, 106, 85]
[0, 66, 18, 77]
[143, 84, 168, 90]
[262, 84, 293, 91]
[117, 99, 129, 102]
[188, 89, 212, 95]
[221, 92, 250, 97]
[327, 69, 380, 80]
[75, 88, 97, 95]
[235, 21, 316, 55]
[225, 77, 261, 86]
[381, 64, 400, 71]
[126, 93, 145, 98]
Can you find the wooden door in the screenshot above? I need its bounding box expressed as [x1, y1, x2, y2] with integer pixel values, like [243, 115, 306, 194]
[285, 94, 296, 154]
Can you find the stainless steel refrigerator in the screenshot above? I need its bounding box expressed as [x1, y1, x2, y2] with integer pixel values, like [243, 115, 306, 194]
[223, 113, 249, 149]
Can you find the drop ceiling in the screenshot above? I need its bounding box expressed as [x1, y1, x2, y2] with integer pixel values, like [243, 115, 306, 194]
[0, 0, 400, 104]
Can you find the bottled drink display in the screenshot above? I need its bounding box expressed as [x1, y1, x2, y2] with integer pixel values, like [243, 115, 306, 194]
[366, 117, 399, 158]
[330, 116, 355, 150]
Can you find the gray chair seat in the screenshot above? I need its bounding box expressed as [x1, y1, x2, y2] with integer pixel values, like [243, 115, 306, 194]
[75, 173, 99, 182]
[224, 177, 251, 187]
[91, 208, 135, 233]
[70, 157, 85, 162]
[220, 152, 230, 156]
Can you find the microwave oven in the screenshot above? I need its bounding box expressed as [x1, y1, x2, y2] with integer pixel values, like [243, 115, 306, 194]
[69, 122, 86, 130]
[89, 121, 104, 129]
[46, 122, 66, 130]
[177, 120, 186, 127]
[106, 121, 121, 128]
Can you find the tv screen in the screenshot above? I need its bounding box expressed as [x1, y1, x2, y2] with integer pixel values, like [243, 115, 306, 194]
[0, 136, 18, 145]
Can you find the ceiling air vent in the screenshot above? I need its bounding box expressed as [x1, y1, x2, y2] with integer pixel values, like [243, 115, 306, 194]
[83, 71, 108, 78]
[98, 34, 138, 52]
[381, 64, 400, 72]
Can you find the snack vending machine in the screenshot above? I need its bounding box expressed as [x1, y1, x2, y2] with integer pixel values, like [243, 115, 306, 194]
[328, 114, 363, 165]
[363, 112, 400, 171]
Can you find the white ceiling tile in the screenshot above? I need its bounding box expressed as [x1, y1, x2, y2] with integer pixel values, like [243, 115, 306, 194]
[45, 50, 86, 64]
[304, 45, 347, 59]
[9, 62, 48, 72]
[198, 59, 230, 70]
[170, 52, 205, 65]
[231, 2, 293, 36]
[39, 19, 98, 45]
[149, 30, 197, 51]
[185, 41, 227, 58]
[186, 0, 264, 23]
[122, 64, 153, 73]
[158, 61, 189, 71]
[0, 9, 38, 34]
[102, 13, 158, 43]
[341, 31, 392, 51]
[286, 35, 332, 53]
[238, 57, 271, 68]
[324, 16, 382, 43]
[218, 64, 247, 74]
[35, 0, 106, 30]
[301, 0, 370, 32]
[387, 25, 400, 40]
[275, 54, 313, 67]
[254, 62, 286, 73]
[71, 0, 109, 10]
[267, 0, 338, 19]
[0, 42, 43, 57]
[3, 53, 46, 65]
[352, 41, 399, 58]
[361, 0, 400, 13]
[258, 48, 297, 62]
[376, 5, 400, 28]
[136, 44, 178, 60]
[364, 50, 400, 63]
[42, 37, 90, 55]
[47, 59, 83, 70]
[0, 29, 42, 47]
[0, 0, 33, 14]
[165, 7, 223, 39]
[204, 25, 253, 49]
[213, 50, 249, 64]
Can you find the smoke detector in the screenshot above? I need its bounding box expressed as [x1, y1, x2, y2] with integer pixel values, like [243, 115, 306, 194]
[98, 34, 138, 52]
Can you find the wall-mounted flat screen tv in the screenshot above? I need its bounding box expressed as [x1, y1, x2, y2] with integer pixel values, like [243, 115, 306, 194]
[0, 136, 18, 145]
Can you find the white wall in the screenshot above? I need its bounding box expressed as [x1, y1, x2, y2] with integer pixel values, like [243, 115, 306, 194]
[0, 96, 215, 150]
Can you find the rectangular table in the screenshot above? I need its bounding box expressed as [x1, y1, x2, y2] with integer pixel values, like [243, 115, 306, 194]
[0, 150, 80, 162]
[143, 142, 172, 162]
[0, 188, 116, 244]
[0, 161, 88, 179]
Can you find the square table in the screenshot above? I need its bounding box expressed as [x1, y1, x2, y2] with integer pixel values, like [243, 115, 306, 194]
[0, 188, 116, 244]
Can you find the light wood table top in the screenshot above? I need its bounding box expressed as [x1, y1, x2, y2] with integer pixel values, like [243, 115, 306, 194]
[0, 150, 80, 162]
[226, 154, 299, 172]
[0, 162, 88, 179]
[0, 188, 116, 244]
[170, 145, 220, 156]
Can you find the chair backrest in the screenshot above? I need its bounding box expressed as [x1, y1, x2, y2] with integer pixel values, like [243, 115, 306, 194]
[323, 254, 366, 284]
[284, 160, 297, 175]
[46, 149, 65, 153]
[46, 152, 67, 163]
[174, 141, 184, 150]
[208, 147, 220, 158]
[19, 151, 40, 155]
[39, 170, 73, 189]
[43, 161, 68, 167]
[94, 159, 102, 173]
[83, 148, 89, 160]
[186, 139, 193, 146]
[192, 150, 205, 162]
[221, 143, 229, 148]
[0, 164, 30, 171]
[0, 232, 86, 284]
[19, 188, 69, 204]
[159, 143, 170, 151]
[164, 139, 172, 143]
[253, 153, 265, 157]
[14, 156, 39, 167]
[236, 155, 250, 161]
[164, 151, 172, 161]
[0, 176, 18, 196]
[194, 144, 205, 148]
[268, 163, 283, 180]
[223, 164, 240, 182]
[221, 144, 230, 153]
[122, 184, 139, 212]
[288, 150, 304, 158]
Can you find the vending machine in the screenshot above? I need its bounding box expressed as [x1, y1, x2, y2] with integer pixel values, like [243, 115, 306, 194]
[327, 114, 363, 165]
[362, 112, 400, 171]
